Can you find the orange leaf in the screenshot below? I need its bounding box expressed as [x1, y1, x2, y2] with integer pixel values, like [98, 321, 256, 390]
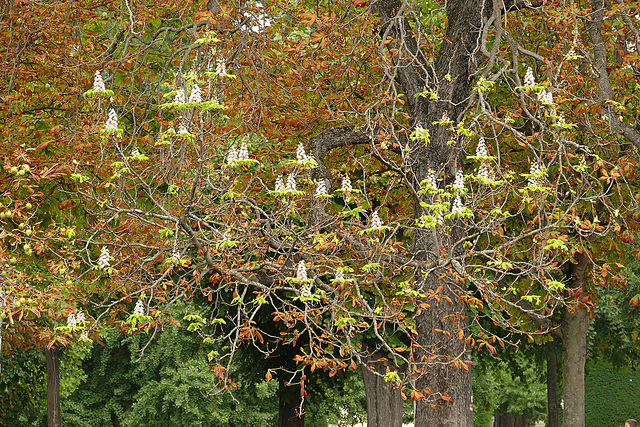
[410, 389, 425, 401]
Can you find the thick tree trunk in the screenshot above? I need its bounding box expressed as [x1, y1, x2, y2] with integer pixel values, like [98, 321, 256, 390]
[45, 346, 61, 427]
[547, 351, 560, 427]
[278, 377, 305, 427]
[360, 345, 403, 427]
[561, 252, 590, 427]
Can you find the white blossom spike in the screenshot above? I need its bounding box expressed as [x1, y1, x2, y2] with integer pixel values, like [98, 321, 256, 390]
[80, 330, 89, 340]
[188, 83, 202, 103]
[177, 123, 189, 134]
[528, 162, 541, 187]
[76, 311, 86, 324]
[451, 195, 464, 214]
[441, 112, 450, 122]
[296, 261, 308, 281]
[453, 169, 465, 191]
[296, 143, 307, 162]
[174, 88, 186, 104]
[93, 71, 106, 92]
[275, 176, 285, 192]
[215, 58, 227, 75]
[300, 285, 312, 298]
[476, 137, 488, 158]
[239, 141, 249, 161]
[315, 181, 327, 197]
[538, 88, 553, 105]
[67, 313, 77, 328]
[98, 247, 110, 268]
[426, 170, 437, 190]
[104, 109, 118, 131]
[286, 173, 297, 192]
[227, 147, 238, 164]
[477, 163, 491, 181]
[415, 121, 428, 140]
[134, 299, 145, 316]
[341, 175, 352, 195]
[335, 270, 345, 281]
[370, 211, 383, 229]
[524, 67, 536, 87]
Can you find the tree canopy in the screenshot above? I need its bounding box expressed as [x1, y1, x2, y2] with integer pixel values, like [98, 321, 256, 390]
[1, 0, 639, 426]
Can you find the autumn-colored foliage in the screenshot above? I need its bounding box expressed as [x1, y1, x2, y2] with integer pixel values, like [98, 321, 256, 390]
[1, 0, 640, 426]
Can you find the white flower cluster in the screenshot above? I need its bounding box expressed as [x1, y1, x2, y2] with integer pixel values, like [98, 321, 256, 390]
[295, 143, 315, 163]
[528, 162, 541, 187]
[451, 195, 464, 214]
[476, 137, 488, 158]
[134, 299, 145, 316]
[296, 261, 307, 281]
[188, 83, 202, 103]
[415, 122, 428, 140]
[477, 163, 491, 181]
[524, 67, 536, 87]
[453, 170, 465, 192]
[441, 112, 450, 122]
[300, 285, 312, 298]
[177, 123, 189, 134]
[67, 311, 87, 329]
[425, 169, 437, 190]
[538, 88, 554, 105]
[98, 247, 110, 269]
[215, 58, 227, 75]
[341, 175, 352, 195]
[335, 270, 345, 281]
[171, 249, 180, 260]
[131, 148, 141, 157]
[174, 88, 186, 104]
[67, 312, 77, 328]
[226, 142, 250, 164]
[286, 173, 297, 192]
[370, 211, 383, 229]
[93, 71, 106, 92]
[557, 114, 567, 127]
[274, 176, 285, 192]
[315, 180, 328, 197]
[227, 147, 238, 163]
[104, 109, 118, 131]
[239, 141, 249, 160]
[296, 143, 306, 162]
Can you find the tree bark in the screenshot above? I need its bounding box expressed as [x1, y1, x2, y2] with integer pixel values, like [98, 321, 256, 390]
[547, 351, 560, 427]
[360, 345, 403, 427]
[45, 346, 61, 427]
[561, 252, 590, 427]
[278, 376, 305, 427]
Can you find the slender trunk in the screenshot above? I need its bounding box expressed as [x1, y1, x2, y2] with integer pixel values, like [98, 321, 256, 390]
[561, 305, 589, 427]
[45, 346, 61, 427]
[547, 351, 560, 427]
[278, 376, 305, 427]
[561, 252, 589, 427]
[360, 345, 403, 427]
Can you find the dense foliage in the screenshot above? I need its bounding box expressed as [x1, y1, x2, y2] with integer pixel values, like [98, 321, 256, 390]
[1, 0, 640, 426]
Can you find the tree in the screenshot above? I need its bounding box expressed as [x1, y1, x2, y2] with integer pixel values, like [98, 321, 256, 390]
[3, 1, 640, 427]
